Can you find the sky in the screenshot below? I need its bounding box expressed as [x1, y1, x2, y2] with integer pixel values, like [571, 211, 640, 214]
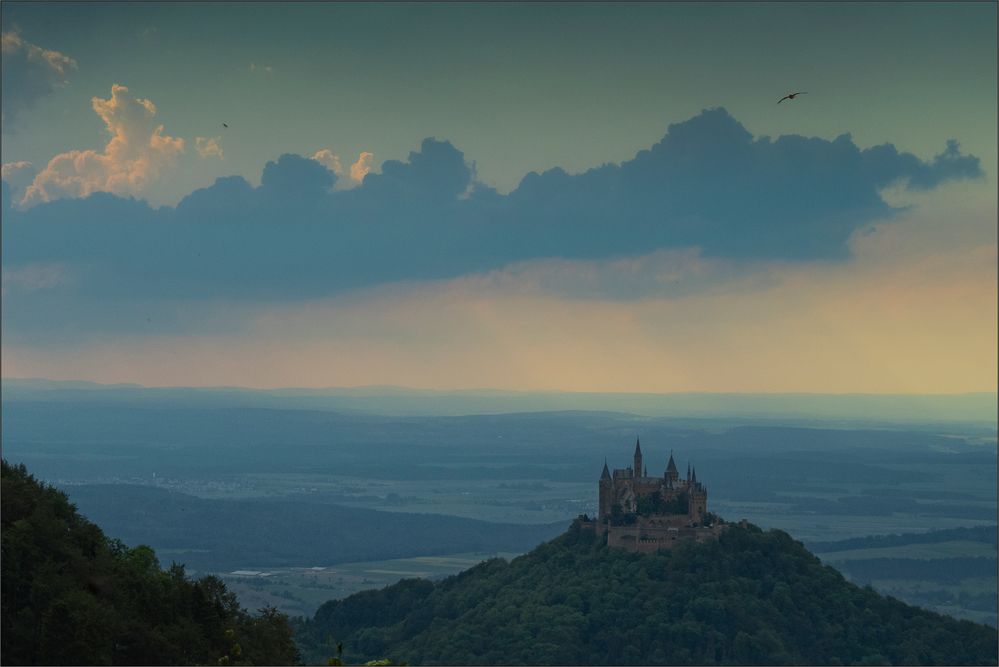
[2, 2, 996, 393]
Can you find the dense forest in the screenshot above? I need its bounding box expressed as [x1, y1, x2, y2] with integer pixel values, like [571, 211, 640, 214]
[296, 522, 999, 666]
[1, 461, 300, 665]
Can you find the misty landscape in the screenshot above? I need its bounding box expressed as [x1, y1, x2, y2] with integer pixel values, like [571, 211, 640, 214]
[4, 379, 995, 630]
[3, 2, 997, 665]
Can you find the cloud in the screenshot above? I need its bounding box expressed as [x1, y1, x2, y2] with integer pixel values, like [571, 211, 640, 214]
[1, 263, 70, 297]
[452, 248, 751, 302]
[1, 161, 36, 205]
[1, 31, 77, 127]
[5, 214, 994, 392]
[861, 139, 983, 191]
[1, 108, 986, 342]
[195, 136, 223, 159]
[350, 151, 375, 183]
[1, 160, 34, 178]
[259, 153, 336, 201]
[360, 138, 470, 203]
[311, 149, 343, 175]
[311, 149, 375, 189]
[20, 84, 185, 206]
[503, 109, 983, 260]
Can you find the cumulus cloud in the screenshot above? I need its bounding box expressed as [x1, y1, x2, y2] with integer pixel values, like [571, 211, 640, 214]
[505, 109, 984, 260]
[1, 30, 77, 127]
[361, 139, 470, 203]
[311, 149, 343, 175]
[20, 84, 185, 206]
[311, 149, 375, 189]
[1, 108, 987, 338]
[350, 151, 375, 183]
[259, 153, 335, 201]
[195, 136, 224, 159]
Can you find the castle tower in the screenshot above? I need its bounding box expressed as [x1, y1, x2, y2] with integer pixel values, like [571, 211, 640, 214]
[598, 459, 613, 519]
[633, 438, 643, 479]
[665, 450, 679, 484]
[688, 466, 707, 525]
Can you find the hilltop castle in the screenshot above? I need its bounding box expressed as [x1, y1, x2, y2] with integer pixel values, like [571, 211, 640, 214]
[579, 438, 725, 552]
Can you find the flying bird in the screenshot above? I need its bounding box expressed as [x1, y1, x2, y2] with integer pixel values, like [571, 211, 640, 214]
[778, 92, 807, 104]
[222, 122, 228, 128]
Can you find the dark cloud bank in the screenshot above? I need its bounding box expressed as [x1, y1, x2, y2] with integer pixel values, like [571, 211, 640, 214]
[2, 108, 983, 327]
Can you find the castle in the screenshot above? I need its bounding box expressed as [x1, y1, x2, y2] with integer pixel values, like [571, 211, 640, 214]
[579, 438, 725, 552]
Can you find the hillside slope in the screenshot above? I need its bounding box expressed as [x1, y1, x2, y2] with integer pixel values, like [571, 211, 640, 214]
[296, 522, 999, 665]
[0, 461, 299, 666]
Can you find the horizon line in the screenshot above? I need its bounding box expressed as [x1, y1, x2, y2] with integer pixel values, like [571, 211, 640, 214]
[2, 376, 995, 398]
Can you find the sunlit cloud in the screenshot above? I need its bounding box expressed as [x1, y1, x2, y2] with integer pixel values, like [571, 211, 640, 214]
[20, 84, 185, 205]
[311, 149, 375, 189]
[310, 149, 342, 175]
[1, 160, 34, 177]
[349, 151, 374, 183]
[195, 136, 223, 159]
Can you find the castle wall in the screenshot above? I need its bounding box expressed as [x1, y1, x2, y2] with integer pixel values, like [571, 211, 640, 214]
[604, 521, 726, 552]
[592, 448, 715, 552]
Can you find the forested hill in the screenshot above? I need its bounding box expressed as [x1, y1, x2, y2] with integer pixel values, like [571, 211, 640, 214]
[296, 522, 999, 666]
[0, 461, 299, 666]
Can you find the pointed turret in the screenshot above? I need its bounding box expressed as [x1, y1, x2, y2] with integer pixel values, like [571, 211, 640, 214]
[633, 438, 643, 480]
[665, 450, 679, 484]
[691, 466, 698, 484]
[687, 462, 691, 482]
[598, 459, 613, 520]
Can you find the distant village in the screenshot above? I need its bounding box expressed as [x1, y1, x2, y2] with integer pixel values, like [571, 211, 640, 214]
[578, 439, 725, 552]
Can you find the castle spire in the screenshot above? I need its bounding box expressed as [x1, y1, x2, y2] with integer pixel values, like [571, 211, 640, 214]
[687, 462, 691, 482]
[692, 466, 697, 484]
[601, 459, 611, 481]
[665, 449, 679, 483]
[633, 438, 643, 480]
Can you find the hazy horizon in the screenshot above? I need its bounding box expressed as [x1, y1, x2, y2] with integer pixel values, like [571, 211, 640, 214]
[5, 375, 999, 396]
[5, 377, 995, 424]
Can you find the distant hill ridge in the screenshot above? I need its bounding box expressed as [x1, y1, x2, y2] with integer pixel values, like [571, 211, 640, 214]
[295, 521, 999, 666]
[4, 377, 996, 422]
[66, 484, 566, 572]
[809, 524, 998, 552]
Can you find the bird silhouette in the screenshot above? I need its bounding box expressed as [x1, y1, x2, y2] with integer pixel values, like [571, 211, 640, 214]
[222, 123, 228, 128]
[778, 92, 807, 104]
